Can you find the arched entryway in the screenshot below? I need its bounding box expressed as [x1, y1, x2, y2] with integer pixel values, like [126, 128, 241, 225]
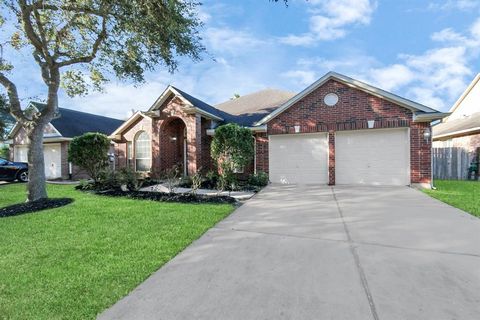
[160, 117, 187, 176]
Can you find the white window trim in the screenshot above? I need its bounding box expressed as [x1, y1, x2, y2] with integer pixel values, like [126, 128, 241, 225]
[134, 131, 152, 172]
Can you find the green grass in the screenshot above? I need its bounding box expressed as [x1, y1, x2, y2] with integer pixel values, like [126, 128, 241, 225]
[0, 184, 234, 320]
[423, 180, 480, 217]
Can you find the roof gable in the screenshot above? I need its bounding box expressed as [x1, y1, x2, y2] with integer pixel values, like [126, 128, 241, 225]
[148, 86, 225, 121]
[9, 101, 124, 139]
[446, 73, 480, 121]
[255, 71, 446, 126]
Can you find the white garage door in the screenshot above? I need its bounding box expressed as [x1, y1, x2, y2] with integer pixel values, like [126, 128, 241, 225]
[44, 144, 62, 179]
[15, 144, 62, 179]
[335, 128, 410, 186]
[14, 145, 29, 162]
[269, 133, 328, 184]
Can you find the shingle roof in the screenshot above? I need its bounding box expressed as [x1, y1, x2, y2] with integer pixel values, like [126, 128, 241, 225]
[31, 102, 124, 137]
[171, 86, 233, 122]
[214, 89, 296, 126]
[433, 112, 480, 138]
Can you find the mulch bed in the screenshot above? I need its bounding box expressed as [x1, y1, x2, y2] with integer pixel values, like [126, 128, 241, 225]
[94, 190, 237, 204]
[0, 198, 74, 218]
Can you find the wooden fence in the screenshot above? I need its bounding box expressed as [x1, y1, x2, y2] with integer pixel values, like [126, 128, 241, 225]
[432, 147, 476, 180]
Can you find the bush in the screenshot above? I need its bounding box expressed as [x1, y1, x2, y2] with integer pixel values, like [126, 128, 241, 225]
[248, 171, 269, 187]
[0, 145, 9, 158]
[211, 123, 254, 190]
[76, 167, 142, 191]
[68, 133, 110, 182]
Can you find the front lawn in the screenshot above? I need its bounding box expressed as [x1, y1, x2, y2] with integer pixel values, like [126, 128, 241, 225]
[423, 180, 480, 217]
[0, 184, 234, 319]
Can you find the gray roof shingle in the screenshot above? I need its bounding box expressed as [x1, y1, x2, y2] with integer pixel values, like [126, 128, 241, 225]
[32, 102, 124, 137]
[214, 89, 295, 126]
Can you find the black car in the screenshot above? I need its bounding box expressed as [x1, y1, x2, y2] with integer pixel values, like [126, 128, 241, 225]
[0, 157, 29, 182]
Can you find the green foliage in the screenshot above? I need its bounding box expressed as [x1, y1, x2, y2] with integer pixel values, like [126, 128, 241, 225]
[68, 132, 110, 182]
[0, 94, 11, 141]
[248, 171, 269, 187]
[211, 123, 254, 178]
[1, 0, 205, 96]
[0, 145, 9, 158]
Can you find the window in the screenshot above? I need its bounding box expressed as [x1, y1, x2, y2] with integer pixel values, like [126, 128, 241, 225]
[135, 131, 151, 172]
[126, 141, 133, 167]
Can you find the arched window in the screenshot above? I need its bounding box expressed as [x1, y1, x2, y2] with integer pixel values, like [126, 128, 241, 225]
[135, 131, 151, 172]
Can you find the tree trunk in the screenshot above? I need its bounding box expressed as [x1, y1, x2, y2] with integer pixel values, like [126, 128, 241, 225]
[26, 125, 48, 201]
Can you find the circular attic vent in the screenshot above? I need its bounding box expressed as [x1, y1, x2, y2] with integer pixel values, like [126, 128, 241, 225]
[324, 93, 339, 106]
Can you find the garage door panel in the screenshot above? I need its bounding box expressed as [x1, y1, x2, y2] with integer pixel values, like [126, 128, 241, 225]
[335, 129, 410, 186]
[269, 133, 328, 184]
[44, 144, 62, 179]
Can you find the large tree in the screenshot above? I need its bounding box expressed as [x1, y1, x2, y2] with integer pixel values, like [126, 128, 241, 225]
[0, 0, 204, 201]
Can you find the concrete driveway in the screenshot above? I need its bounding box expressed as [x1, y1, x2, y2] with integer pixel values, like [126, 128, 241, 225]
[99, 185, 480, 320]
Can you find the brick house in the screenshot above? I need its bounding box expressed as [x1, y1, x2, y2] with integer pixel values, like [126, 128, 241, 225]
[8, 102, 123, 179]
[433, 73, 480, 168]
[111, 72, 447, 187]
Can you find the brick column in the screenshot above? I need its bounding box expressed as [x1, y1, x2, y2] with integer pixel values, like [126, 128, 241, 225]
[328, 131, 335, 185]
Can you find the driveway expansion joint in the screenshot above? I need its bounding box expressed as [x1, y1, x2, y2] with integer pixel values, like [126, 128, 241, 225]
[331, 187, 380, 320]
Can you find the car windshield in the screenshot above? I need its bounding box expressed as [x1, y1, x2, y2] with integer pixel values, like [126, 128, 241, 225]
[0, 158, 8, 165]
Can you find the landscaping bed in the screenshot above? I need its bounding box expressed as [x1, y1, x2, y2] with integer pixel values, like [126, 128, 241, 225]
[0, 198, 73, 218]
[94, 189, 237, 204]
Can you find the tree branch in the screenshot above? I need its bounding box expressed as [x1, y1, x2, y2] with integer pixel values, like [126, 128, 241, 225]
[57, 16, 107, 67]
[18, 0, 50, 63]
[0, 72, 26, 123]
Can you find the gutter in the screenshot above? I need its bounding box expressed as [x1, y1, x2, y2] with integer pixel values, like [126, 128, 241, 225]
[433, 126, 480, 140]
[413, 112, 450, 122]
[206, 125, 267, 136]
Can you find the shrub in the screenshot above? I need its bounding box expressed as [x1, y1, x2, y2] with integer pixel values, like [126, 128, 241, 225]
[211, 123, 254, 190]
[76, 167, 142, 192]
[190, 171, 202, 195]
[0, 145, 9, 158]
[164, 165, 181, 193]
[117, 167, 142, 191]
[68, 133, 110, 182]
[248, 171, 269, 187]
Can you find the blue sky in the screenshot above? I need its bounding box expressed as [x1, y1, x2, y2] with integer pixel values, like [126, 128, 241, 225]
[4, 0, 480, 119]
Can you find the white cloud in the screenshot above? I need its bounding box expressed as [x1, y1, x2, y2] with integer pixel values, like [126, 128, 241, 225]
[64, 80, 170, 120]
[282, 70, 317, 86]
[428, 0, 479, 11]
[283, 19, 479, 111]
[368, 64, 415, 91]
[280, 0, 377, 46]
[203, 27, 265, 55]
[431, 28, 467, 43]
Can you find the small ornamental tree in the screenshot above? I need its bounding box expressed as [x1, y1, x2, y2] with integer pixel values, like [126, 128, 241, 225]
[68, 132, 110, 182]
[211, 124, 254, 188]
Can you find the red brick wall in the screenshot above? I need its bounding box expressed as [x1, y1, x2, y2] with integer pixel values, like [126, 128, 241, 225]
[60, 141, 69, 178]
[201, 118, 214, 172]
[328, 132, 335, 185]
[255, 133, 269, 173]
[152, 96, 202, 176]
[258, 79, 432, 184]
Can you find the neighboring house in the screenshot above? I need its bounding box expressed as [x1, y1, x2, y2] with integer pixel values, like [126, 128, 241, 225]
[9, 102, 124, 179]
[111, 71, 446, 187]
[433, 74, 480, 171]
[0, 107, 15, 147]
